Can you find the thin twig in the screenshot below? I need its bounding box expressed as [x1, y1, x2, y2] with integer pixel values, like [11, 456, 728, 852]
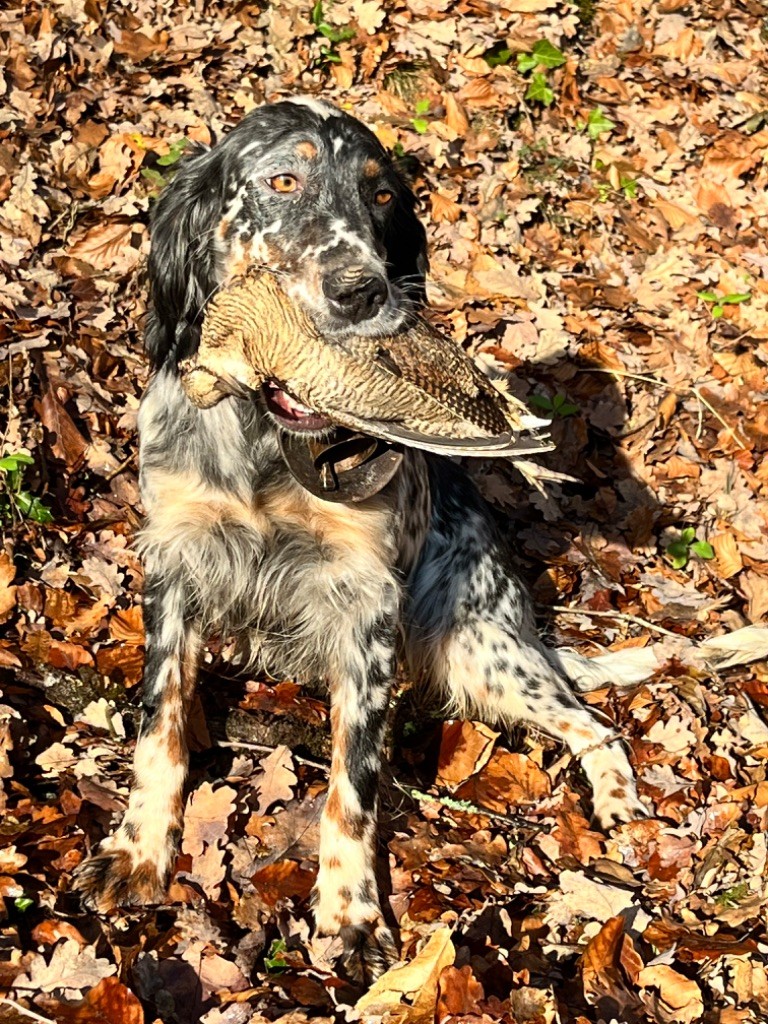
[584, 367, 749, 450]
[104, 454, 136, 482]
[392, 779, 551, 833]
[217, 739, 329, 772]
[0, 999, 55, 1024]
[691, 385, 747, 448]
[549, 605, 682, 639]
[221, 741, 551, 833]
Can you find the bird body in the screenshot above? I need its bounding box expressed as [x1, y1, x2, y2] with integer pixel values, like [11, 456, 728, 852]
[179, 274, 548, 457]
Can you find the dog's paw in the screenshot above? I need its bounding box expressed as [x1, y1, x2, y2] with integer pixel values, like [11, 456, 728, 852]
[592, 784, 649, 830]
[340, 922, 398, 985]
[73, 835, 169, 913]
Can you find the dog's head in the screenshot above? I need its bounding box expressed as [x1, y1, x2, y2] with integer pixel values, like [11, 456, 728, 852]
[146, 98, 428, 373]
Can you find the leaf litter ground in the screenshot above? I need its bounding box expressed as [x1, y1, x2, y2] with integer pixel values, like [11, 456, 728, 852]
[1, 1, 768, 1022]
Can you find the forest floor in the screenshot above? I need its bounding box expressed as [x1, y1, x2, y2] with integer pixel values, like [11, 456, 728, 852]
[1, 1, 768, 1022]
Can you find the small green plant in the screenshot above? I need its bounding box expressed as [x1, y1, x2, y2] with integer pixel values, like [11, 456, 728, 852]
[516, 39, 566, 73]
[158, 137, 189, 168]
[584, 107, 615, 140]
[528, 393, 579, 418]
[0, 453, 52, 524]
[483, 41, 512, 68]
[525, 73, 555, 106]
[411, 98, 431, 134]
[310, 1, 354, 64]
[716, 882, 749, 908]
[697, 289, 751, 319]
[264, 938, 288, 973]
[665, 527, 714, 570]
[515, 40, 566, 107]
[141, 137, 189, 189]
[14, 896, 34, 913]
[743, 110, 768, 134]
[596, 175, 638, 202]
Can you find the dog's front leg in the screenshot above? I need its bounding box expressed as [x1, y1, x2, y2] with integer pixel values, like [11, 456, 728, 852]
[313, 596, 399, 984]
[75, 574, 201, 910]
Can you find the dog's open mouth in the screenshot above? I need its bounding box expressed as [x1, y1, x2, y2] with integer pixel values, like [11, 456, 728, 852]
[262, 380, 333, 432]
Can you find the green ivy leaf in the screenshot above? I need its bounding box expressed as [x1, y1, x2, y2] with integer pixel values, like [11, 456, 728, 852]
[528, 394, 554, 412]
[712, 305, 724, 318]
[317, 21, 354, 42]
[14, 896, 34, 913]
[0, 453, 34, 472]
[414, 98, 430, 115]
[720, 292, 751, 304]
[681, 527, 696, 544]
[557, 401, 579, 417]
[666, 540, 690, 569]
[156, 139, 189, 167]
[485, 42, 512, 67]
[525, 72, 555, 106]
[140, 167, 167, 187]
[516, 51, 538, 74]
[690, 540, 715, 560]
[530, 39, 566, 68]
[696, 290, 719, 302]
[14, 491, 53, 523]
[587, 107, 615, 140]
[411, 117, 429, 134]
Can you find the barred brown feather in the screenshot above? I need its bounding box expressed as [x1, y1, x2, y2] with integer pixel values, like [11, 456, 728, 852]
[179, 274, 535, 456]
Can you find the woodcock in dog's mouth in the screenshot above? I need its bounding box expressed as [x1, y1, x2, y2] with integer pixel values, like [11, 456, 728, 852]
[178, 273, 548, 458]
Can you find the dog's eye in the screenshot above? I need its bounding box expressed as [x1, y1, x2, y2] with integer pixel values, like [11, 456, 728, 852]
[268, 174, 301, 194]
[374, 189, 394, 206]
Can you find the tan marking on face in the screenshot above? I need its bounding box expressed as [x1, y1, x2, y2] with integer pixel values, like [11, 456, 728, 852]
[295, 140, 318, 160]
[609, 787, 627, 799]
[363, 158, 382, 178]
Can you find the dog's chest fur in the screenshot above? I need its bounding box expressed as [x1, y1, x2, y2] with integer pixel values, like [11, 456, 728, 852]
[136, 371, 430, 681]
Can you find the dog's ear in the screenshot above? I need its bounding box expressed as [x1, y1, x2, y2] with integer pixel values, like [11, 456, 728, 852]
[145, 145, 224, 369]
[384, 174, 429, 302]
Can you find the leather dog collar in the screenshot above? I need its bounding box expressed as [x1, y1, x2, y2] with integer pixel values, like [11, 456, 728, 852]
[278, 429, 404, 503]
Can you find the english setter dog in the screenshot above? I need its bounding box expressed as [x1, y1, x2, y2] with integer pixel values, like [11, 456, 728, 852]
[75, 97, 646, 982]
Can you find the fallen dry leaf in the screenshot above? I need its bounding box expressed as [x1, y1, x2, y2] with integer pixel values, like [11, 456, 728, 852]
[254, 744, 297, 815]
[37, 976, 144, 1024]
[14, 940, 116, 1000]
[355, 926, 455, 1020]
[637, 964, 705, 1024]
[436, 720, 498, 788]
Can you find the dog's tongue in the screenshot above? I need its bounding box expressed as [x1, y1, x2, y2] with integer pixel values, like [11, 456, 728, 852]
[263, 381, 333, 431]
[270, 386, 310, 419]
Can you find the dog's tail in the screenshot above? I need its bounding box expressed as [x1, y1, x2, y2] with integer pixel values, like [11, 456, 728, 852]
[555, 625, 768, 692]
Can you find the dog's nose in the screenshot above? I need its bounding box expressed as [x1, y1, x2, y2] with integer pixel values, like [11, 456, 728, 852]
[322, 268, 388, 324]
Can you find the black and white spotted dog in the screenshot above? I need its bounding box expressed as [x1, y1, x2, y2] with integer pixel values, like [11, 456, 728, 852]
[75, 97, 646, 981]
